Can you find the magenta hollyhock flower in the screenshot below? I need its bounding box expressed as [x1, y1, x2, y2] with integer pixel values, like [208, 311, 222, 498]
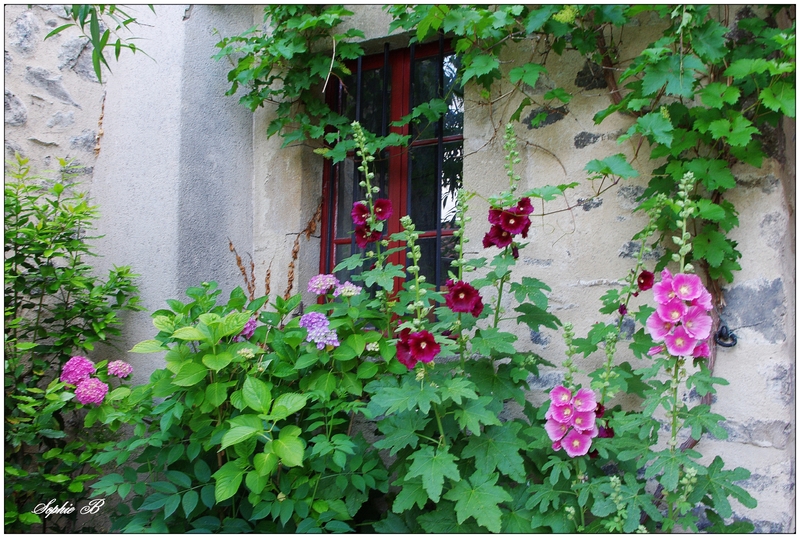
[637, 270, 655, 291]
[444, 280, 483, 317]
[407, 330, 439, 363]
[664, 325, 696, 356]
[618, 304, 628, 316]
[595, 402, 605, 418]
[549, 385, 572, 406]
[354, 225, 381, 248]
[682, 306, 712, 340]
[570, 410, 596, 433]
[351, 202, 369, 226]
[497, 210, 530, 235]
[693, 341, 711, 358]
[549, 403, 575, 424]
[60, 356, 96, 385]
[692, 287, 713, 311]
[562, 429, 593, 458]
[395, 329, 419, 369]
[672, 273, 703, 301]
[107, 360, 133, 378]
[545, 419, 569, 441]
[516, 197, 534, 215]
[308, 274, 340, 295]
[597, 426, 615, 439]
[646, 311, 673, 342]
[482, 224, 514, 249]
[373, 198, 393, 221]
[571, 387, 597, 412]
[74, 377, 109, 405]
[552, 440, 563, 452]
[653, 276, 676, 304]
[657, 298, 687, 324]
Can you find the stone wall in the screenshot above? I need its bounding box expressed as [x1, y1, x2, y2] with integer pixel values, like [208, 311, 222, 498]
[5, 4, 795, 532]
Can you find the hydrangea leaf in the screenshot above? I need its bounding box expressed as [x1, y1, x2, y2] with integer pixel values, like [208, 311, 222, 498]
[442, 471, 512, 533]
[404, 445, 460, 503]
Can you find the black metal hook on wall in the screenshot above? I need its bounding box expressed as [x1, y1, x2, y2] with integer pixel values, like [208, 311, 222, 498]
[714, 323, 737, 347]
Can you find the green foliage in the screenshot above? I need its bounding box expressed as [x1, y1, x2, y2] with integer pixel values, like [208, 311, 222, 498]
[44, 5, 154, 83]
[4, 154, 141, 532]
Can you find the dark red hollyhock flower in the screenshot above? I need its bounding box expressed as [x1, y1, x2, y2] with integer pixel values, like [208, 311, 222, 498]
[519, 218, 531, 239]
[354, 225, 380, 248]
[483, 224, 514, 249]
[511, 245, 520, 259]
[445, 280, 483, 316]
[516, 197, 534, 215]
[373, 199, 393, 221]
[595, 403, 605, 418]
[351, 202, 369, 226]
[407, 330, 440, 363]
[396, 329, 416, 369]
[498, 210, 529, 235]
[488, 208, 504, 226]
[618, 304, 628, 316]
[597, 426, 615, 439]
[637, 270, 655, 291]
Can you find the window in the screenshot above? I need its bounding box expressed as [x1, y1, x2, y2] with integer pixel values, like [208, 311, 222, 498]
[320, 38, 464, 289]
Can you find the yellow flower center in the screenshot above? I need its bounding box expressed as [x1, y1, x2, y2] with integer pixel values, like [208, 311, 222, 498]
[680, 285, 689, 295]
[671, 310, 681, 320]
[575, 417, 583, 425]
[572, 439, 581, 447]
[458, 292, 465, 299]
[564, 408, 572, 416]
[675, 337, 684, 347]
[574, 398, 582, 407]
[420, 342, 427, 349]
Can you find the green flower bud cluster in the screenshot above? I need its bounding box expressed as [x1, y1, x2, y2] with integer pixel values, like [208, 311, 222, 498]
[671, 172, 696, 270]
[600, 475, 628, 532]
[599, 331, 620, 401]
[561, 322, 580, 389]
[503, 124, 522, 191]
[553, 4, 578, 24]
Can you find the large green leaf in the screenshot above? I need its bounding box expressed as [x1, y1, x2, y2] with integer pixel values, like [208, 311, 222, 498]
[220, 426, 259, 451]
[173, 362, 208, 387]
[462, 422, 527, 483]
[271, 426, 304, 467]
[269, 392, 307, 420]
[442, 471, 512, 533]
[212, 461, 245, 502]
[242, 376, 272, 413]
[404, 445, 461, 503]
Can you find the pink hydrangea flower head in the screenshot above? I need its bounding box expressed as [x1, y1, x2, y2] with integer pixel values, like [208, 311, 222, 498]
[372, 198, 393, 221]
[407, 330, 440, 363]
[308, 274, 340, 295]
[60, 356, 96, 385]
[545, 419, 569, 441]
[333, 281, 362, 298]
[657, 298, 687, 324]
[646, 312, 673, 342]
[570, 410, 596, 433]
[351, 202, 370, 226]
[549, 385, 572, 406]
[75, 377, 108, 405]
[562, 428, 593, 458]
[672, 273, 704, 301]
[682, 306, 712, 340]
[665, 325, 696, 356]
[549, 403, 575, 424]
[107, 360, 133, 378]
[571, 387, 597, 412]
[692, 341, 711, 358]
[234, 317, 258, 342]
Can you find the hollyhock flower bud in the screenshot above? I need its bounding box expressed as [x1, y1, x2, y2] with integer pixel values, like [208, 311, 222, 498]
[597, 426, 615, 439]
[618, 304, 628, 316]
[552, 440, 563, 452]
[373, 198, 393, 221]
[107, 360, 133, 378]
[637, 270, 655, 291]
[648, 345, 665, 356]
[60, 356, 96, 385]
[351, 202, 370, 226]
[594, 403, 605, 418]
[75, 377, 109, 405]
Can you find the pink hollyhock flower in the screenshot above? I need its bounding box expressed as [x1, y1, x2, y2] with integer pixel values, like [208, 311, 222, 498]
[646, 311, 673, 342]
[482, 224, 514, 249]
[664, 325, 696, 356]
[107, 360, 133, 378]
[75, 377, 109, 405]
[549, 403, 575, 424]
[396, 339, 415, 369]
[354, 225, 381, 248]
[570, 410, 596, 433]
[693, 341, 711, 358]
[692, 287, 713, 311]
[351, 202, 370, 226]
[407, 330, 440, 363]
[657, 298, 687, 324]
[571, 387, 597, 412]
[60, 356, 96, 385]
[444, 280, 483, 316]
[552, 440, 563, 452]
[545, 419, 569, 441]
[562, 428, 593, 457]
[637, 270, 655, 291]
[549, 385, 572, 406]
[672, 273, 703, 301]
[682, 306, 712, 340]
[373, 198, 393, 221]
[308, 274, 339, 295]
[648, 345, 665, 356]
[653, 271, 676, 304]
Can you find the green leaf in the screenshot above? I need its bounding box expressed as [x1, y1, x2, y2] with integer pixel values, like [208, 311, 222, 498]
[462, 54, 500, 85]
[724, 58, 769, 79]
[405, 445, 461, 502]
[635, 110, 674, 146]
[373, 412, 430, 456]
[691, 19, 727, 62]
[514, 303, 560, 333]
[585, 153, 639, 178]
[392, 476, 429, 512]
[166, 470, 193, 489]
[220, 426, 259, 451]
[699, 82, 740, 108]
[129, 339, 167, 353]
[254, 451, 279, 477]
[164, 493, 181, 519]
[213, 461, 245, 503]
[242, 376, 272, 413]
[205, 382, 229, 408]
[454, 395, 502, 434]
[173, 362, 208, 387]
[760, 82, 795, 117]
[462, 422, 528, 482]
[509, 62, 547, 89]
[271, 427, 304, 467]
[172, 326, 208, 342]
[694, 456, 756, 519]
[371, 378, 441, 415]
[471, 327, 517, 356]
[439, 376, 478, 404]
[443, 472, 513, 533]
[693, 226, 734, 268]
[182, 490, 199, 518]
[543, 87, 572, 104]
[269, 392, 307, 420]
[202, 352, 233, 372]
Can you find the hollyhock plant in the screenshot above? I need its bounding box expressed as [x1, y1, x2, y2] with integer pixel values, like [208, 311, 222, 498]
[482, 224, 514, 249]
[60, 356, 96, 385]
[351, 202, 369, 226]
[561, 428, 593, 458]
[664, 325, 696, 356]
[444, 279, 484, 317]
[372, 198, 392, 221]
[74, 377, 109, 405]
[354, 225, 381, 248]
[107, 360, 134, 378]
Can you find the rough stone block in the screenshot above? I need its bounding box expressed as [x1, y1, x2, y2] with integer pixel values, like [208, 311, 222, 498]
[8, 11, 39, 56]
[525, 105, 568, 129]
[46, 110, 75, 129]
[577, 197, 603, 211]
[4, 90, 27, 125]
[722, 278, 786, 344]
[618, 241, 664, 260]
[721, 418, 793, 449]
[574, 131, 601, 149]
[25, 67, 80, 107]
[69, 129, 96, 152]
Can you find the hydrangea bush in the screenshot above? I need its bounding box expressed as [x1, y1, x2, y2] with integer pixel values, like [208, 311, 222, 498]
[87, 123, 757, 533]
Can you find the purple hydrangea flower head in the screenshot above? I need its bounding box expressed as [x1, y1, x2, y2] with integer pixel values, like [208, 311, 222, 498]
[307, 274, 340, 295]
[333, 281, 362, 298]
[299, 312, 340, 350]
[60, 356, 96, 385]
[107, 360, 133, 378]
[75, 377, 109, 405]
[234, 317, 258, 342]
